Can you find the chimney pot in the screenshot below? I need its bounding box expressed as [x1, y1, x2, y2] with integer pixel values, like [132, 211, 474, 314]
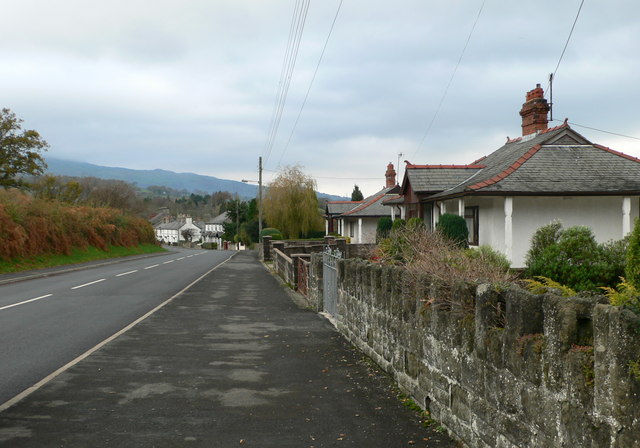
[385, 163, 397, 188]
[520, 84, 550, 136]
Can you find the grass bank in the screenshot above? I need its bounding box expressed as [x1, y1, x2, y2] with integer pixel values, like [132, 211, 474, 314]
[0, 243, 166, 274]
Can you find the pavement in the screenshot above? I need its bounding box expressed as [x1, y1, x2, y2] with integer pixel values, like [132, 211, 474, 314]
[0, 251, 455, 447]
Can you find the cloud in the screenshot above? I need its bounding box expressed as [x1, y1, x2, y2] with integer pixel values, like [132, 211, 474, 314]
[1, 0, 639, 196]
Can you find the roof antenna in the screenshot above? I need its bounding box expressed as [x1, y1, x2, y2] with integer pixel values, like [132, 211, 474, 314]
[549, 73, 554, 122]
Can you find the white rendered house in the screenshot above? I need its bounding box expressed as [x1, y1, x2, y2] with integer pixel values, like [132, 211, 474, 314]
[388, 84, 640, 268]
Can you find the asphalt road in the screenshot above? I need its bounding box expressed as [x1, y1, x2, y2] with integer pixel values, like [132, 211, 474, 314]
[0, 248, 233, 406]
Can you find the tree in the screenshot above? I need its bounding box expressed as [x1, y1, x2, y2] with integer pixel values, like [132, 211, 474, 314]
[181, 228, 195, 242]
[0, 108, 49, 188]
[351, 184, 364, 201]
[263, 165, 323, 239]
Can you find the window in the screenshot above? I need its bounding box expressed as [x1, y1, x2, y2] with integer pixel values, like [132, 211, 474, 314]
[464, 206, 479, 246]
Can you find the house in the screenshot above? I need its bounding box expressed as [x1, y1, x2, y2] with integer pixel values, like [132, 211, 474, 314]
[154, 215, 203, 244]
[387, 84, 640, 268]
[202, 211, 230, 248]
[325, 163, 401, 244]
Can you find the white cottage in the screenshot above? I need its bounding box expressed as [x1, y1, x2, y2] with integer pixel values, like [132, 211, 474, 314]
[325, 164, 400, 244]
[388, 84, 640, 268]
[203, 211, 229, 248]
[155, 216, 203, 244]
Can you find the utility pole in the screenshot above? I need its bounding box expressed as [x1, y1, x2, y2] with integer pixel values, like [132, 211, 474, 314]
[235, 193, 240, 250]
[258, 156, 263, 240]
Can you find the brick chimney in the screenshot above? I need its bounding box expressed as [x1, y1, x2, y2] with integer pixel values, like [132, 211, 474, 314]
[519, 83, 550, 136]
[385, 162, 396, 188]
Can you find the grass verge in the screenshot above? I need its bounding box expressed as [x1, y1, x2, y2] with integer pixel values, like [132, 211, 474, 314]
[0, 244, 166, 274]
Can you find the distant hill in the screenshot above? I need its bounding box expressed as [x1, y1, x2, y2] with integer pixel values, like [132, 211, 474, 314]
[45, 158, 348, 201]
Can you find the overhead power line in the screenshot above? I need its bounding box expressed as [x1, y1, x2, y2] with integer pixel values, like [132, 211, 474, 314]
[413, 0, 486, 158]
[263, 0, 311, 164]
[276, 0, 345, 168]
[547, 0, 585, 93]
[552, 119, 640, 141]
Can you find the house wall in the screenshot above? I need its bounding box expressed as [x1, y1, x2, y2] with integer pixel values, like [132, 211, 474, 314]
[510, 196, 639, 268]
[180, 222, 202, 242]
[340, 217, 378, 244]
[437, 196, 639, 269]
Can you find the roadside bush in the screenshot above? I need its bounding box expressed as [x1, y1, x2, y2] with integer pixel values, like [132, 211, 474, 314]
[625, 217, 640, 288]
[375, 226, 514, 285]
[436, 213, 469, 248]
[601, 278, 640, 315]
[201, 242, 218, 250]
[525, 223, 626, 292]
[464, 245, 510, 272]
[0, 189, 156, 261]
[260, 227, 283, 240]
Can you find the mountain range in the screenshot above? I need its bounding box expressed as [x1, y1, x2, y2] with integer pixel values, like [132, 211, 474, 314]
[44, 158, 348, 201]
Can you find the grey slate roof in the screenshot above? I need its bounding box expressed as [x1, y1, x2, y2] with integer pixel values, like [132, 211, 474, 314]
[326, 201, 362, 216]
[341, 186, 397, 217]
[155, 221, 183, 230]
[411, 124, 640, 200]
[206, 211, 230, 225]
[406, 167, 482, 193]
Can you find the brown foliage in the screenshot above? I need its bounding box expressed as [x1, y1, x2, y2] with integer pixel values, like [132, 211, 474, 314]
[0, 189, 156, 261]
[375, 228, 515, 309]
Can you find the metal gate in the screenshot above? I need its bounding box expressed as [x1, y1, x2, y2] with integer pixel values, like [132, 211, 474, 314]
[322, 247, 342, 317]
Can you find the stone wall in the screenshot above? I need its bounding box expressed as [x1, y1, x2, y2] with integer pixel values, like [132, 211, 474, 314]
[332, 258, 640, 448]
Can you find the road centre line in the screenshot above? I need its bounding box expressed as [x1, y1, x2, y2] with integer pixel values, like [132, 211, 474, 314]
[186, 255, 194, 258]
[144, 264, 159, 270]
[0, 294, 53, 312]
[177, 257, 185, 260]
[71, 279, 106, 290]
[162, 260, 175, 264]
[0, 252, 237, 413]
[116, 270, 138, 277]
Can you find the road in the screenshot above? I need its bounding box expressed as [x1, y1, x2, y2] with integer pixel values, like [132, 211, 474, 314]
[0, 248, 233, 406]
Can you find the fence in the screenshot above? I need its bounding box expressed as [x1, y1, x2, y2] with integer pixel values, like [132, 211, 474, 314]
[322, 247, 342, 317]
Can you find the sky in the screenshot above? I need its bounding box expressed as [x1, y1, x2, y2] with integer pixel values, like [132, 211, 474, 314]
[3, 0, 640, 197]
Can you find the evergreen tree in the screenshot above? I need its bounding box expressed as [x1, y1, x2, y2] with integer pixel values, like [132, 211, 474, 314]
[351, 184, 364, 201]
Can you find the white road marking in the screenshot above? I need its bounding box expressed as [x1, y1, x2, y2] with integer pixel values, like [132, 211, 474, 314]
[71, 279, 106, 290]
[0, 252, 237, 413]
[144, 264, 159, 270]
[0, 294, 53, 312]
[186, 255, 194, 258]
[162, 260, 175, 264]
[116, 270, 138, 277]
[177, 257, 185, 260]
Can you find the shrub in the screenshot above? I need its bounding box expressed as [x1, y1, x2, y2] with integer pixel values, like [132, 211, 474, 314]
[406, 217, 425, 230]
[601, 278, 640, 315]
[525, 220, 562, 267]
[201, 242, 218, 250]
[375, 226, 514, 286]
[436, 213, 469, 248]
[626, 217, 640, 289]
[376, 217, 393, 239]
[525, 223, 626, 292]
[260, 227, 283, 240]
[464, 245, 510, 272]
[391, 218, 405, 231]
[0, 189, 156, 261]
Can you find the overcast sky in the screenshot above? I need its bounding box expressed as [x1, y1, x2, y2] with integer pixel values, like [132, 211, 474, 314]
[3, 0, 640, 197]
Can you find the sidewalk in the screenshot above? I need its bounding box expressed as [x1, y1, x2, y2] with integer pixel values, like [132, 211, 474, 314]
[0, 251, 455, 447]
